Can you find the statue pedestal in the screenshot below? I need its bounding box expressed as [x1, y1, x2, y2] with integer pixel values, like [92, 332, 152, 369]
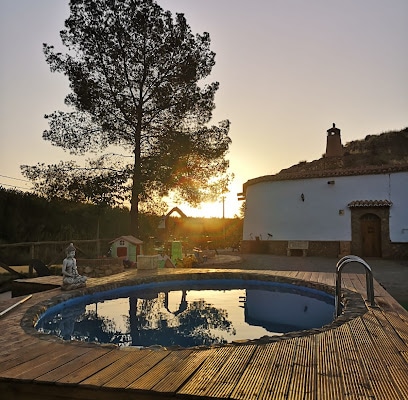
[61, 281, 87, 291]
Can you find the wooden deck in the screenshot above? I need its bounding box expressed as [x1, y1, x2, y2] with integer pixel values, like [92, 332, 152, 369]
[1, 268, 408, 399]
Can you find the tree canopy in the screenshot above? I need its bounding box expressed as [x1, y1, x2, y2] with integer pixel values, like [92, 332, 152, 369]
[22, 0, 231, 235]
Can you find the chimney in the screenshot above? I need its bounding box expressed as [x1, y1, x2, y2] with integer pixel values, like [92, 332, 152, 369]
[325, 123, 343, 157]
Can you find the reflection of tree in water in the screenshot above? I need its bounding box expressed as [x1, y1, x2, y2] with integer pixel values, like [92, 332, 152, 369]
[128, 292, 236, 348]
[37, 304, 127, 345]
[177, 299, 236, 346]
[72, 310, 127, 345]
[38, 290, 236, 347]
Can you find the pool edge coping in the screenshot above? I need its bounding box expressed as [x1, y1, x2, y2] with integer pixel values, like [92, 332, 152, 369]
[20, 269, 368, 350]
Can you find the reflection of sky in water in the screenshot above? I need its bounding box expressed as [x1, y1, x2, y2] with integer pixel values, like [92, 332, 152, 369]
[36, 280, 335, 348]
[86, 297, 129, 332]
[87, 289, 270, 343]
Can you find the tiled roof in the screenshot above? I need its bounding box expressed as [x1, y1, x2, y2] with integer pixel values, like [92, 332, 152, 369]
[243, 163, 408, 192]
[347, 200, 393, 208]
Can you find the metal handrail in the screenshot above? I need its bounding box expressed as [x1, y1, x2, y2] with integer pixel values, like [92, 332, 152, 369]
[335, 255, 375, 317]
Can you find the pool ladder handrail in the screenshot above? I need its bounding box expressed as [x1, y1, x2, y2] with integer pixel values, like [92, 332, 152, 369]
[335, 255, 375, 317]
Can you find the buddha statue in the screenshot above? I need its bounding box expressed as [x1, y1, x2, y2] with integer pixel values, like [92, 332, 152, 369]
[62, 243, 87, 290]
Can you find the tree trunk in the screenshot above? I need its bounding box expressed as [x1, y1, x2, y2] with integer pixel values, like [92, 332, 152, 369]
[130, 121, 142, 237]
[130, 156, 140, 237]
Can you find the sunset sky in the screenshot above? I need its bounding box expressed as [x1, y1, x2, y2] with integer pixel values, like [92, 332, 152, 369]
[1, 0, 407, 218]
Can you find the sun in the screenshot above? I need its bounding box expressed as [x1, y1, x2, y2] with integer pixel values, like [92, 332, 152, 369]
[182, 201, 224, 218]
[170, 194, 241, 219]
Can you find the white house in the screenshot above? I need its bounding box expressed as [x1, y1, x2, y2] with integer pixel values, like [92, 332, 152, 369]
[240, 125, 408, 258]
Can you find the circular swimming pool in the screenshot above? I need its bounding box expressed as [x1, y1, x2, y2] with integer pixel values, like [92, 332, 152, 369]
[35, 278, 336, 348]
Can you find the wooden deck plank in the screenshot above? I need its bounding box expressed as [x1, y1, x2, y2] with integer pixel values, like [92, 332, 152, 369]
[352, 273, 368, 294]
[317, 330, 344, 400]
[1, 344, 88, 380]
[258, 338, 298, 400]
[308, 272, 321, 285]
[316, 272, 334, 287]
[362, 312, 408, 399]
[57, 349, 125, 384]
[287, 336, 317, 400]
[301, 271, 315, 285]
[230, 343, 280, 400]
[177, 346, 234, 397]
[373, 281, 408, 323]
[0, 341, 55, 373]
[81, 349, 153, 387]
[342, 273, 364, 295]
[374, 292, 406, 316]
[152, 349, 213, 393]
[295, 271, 306, 281]
[102, 350, 169, 389]
[334, 320, 372, 398]
[35, 347, 113, 383]
[285, 271, 299, 279]
[25, 347, 96, 382]
[0, 325, 30, 338]
[383, 311, 408, 345]
[0, 337, 39, 359]
[203, 344, 256, 398]
[349, 316, 404, 399]
[301, 336, 318, 400]
[339, 274, 353, 292]
[366, 309, 408, 352]
[127, 350, 194, 391]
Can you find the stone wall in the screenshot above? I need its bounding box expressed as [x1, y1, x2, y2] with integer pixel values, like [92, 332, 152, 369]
[241, 240, 339, 257]
[387, 243, 408, 259]
[241, 238, 408, 259]
[76, 258, 124, 278]
[308, 241, 340, 257]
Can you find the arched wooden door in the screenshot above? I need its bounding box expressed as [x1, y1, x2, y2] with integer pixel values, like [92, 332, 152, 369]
[360, 213, 381, 257]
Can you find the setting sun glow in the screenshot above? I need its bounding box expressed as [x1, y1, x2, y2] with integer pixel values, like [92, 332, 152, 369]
[170, 190, 241, 219]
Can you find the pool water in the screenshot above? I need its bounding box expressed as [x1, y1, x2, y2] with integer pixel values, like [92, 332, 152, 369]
[35, 279, 335, 348]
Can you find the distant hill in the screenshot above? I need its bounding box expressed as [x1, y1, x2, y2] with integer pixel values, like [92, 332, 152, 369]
[280, 126, 408, 174]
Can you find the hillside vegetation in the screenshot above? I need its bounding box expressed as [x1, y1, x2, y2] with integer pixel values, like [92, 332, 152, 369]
[282, 126, 408, 174]
[343, 127, 408, 167]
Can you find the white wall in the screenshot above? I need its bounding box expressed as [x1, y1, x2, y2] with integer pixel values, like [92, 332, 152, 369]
[243, 172, 408, 242]
[390, 172, 408, 242]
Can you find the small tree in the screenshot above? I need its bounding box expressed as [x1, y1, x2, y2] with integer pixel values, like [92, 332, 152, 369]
[22, 0, 231, 236]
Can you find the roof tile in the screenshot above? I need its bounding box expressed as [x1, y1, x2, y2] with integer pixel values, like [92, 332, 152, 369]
[347, 200, 393, 208]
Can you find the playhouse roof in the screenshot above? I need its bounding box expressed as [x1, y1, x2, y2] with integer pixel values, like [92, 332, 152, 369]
[110, 235, 143, 245]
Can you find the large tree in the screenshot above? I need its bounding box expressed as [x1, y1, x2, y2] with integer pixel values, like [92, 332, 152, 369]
[22, 0, 231, 236]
